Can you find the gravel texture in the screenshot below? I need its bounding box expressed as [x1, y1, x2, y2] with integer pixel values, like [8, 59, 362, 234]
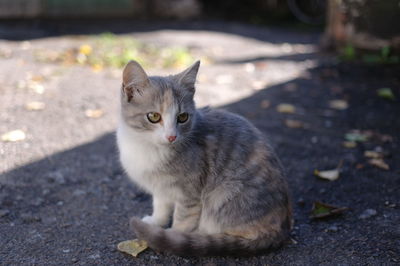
[0, 20, 399, 265]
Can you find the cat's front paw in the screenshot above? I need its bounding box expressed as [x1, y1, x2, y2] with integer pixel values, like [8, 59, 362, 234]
[141, 215, 157, 225]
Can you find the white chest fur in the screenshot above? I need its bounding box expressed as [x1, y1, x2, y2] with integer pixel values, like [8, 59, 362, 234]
[117, 121, 173, 195]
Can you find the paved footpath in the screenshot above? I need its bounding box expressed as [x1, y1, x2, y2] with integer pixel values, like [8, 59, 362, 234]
[0, 21, 399, 265]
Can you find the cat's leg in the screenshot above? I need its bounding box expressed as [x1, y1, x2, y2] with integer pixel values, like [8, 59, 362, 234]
[172, 201, 201, 233]
[142, 196, 174, 227]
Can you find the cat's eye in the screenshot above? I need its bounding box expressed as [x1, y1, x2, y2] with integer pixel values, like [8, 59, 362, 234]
[147, 112, 162, 123]
[177, 112, 189, 123]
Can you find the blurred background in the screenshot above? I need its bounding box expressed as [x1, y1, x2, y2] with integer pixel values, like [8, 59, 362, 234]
[1, 1, 399, 265]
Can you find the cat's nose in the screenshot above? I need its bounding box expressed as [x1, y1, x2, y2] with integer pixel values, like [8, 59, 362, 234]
[167, 135, 177, 143]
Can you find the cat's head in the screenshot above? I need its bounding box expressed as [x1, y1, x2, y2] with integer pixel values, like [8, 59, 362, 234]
[120, 60, 200, 146]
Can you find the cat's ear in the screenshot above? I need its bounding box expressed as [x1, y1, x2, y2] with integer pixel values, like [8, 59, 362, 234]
[122, 60, 150, 102]
[175, 60, 200, 92]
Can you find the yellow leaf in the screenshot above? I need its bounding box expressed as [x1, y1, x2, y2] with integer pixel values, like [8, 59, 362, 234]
[25, 101, 45, 111]
[117, 239, 148, 257]
[329, 100, 348, 110]
[91, 64, 103, 73]
[85, 109, 104, 118]
[1, 130, 26, 142]
[79, 44, 92, 55]
[342, 141, 357, 148]
[276, 103, 296, 114]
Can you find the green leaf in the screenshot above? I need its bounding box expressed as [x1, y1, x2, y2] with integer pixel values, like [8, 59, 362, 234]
[310, 201, 348, 219]
[345, 132, 368, 142]
[377, 88, 396, 101]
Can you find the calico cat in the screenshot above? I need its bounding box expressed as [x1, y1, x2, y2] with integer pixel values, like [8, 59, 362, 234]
[117, 60, 292, 256]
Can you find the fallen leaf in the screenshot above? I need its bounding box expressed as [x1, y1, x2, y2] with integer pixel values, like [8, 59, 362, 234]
[91, 64, 103, 73]
[29, 83, 45, 94]
[310, 201, 348, 219]
[373, 133, 393, 143]
[31, 75, 45, 82]
[329, 99, 348, 110]
[79, 44, 93, 55]
[117, 239, 148, 257]
[314, 161, 343, 181]
[342, 141, 357, 148]
[368, 158, 389, 170]
[377, 88, 396, 100]
[364, 150, 383, 159]
[314, 169, 340, 181]
[1, 130, 26, 142]
[252, 80, 266, 90]
[85, 109, 104, 118]
[285, 119, 303, 128]
[355, 163, 364, 169]
[25, 101, 45, 111]
[276, 103, 296, 114]
[345, 131, 368, 142]
[260, 100, 270, 109]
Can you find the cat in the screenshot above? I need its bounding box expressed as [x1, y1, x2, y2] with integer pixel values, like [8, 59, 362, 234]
[117, 60, 292, 256]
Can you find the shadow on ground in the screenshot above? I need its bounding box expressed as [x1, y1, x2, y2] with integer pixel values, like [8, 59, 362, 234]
[0, 19, 319, 45]
[1, 55, 399, 265]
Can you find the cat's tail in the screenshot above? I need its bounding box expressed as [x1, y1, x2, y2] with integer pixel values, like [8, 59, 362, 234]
[129, 217, 288, 257]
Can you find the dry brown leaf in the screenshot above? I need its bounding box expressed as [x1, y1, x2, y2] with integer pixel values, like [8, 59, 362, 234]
[25, 101, 45, 111]
[85, 109, 104, 118]
[329, 99, 348, 110]
[260, 100, 270, 109]
[117, 239, 148, 257]
[1, 130, 26, 142]
[368, 159, 389, 170]
[342, 141, 357, 148]
[276, 103, 296, 114]
[285, 119, 303, 128]
[364, 150, 383, 159]
[31, 75, 45, 82]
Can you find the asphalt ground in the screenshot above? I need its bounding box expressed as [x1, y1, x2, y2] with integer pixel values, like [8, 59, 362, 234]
[0, 20, 399, 265]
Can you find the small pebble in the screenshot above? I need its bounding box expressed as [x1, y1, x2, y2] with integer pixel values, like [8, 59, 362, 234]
[71, 258, 78, 263]
[72, 189, 86, 196]
[32, 197, 44, 206]
[359, 209, 377, 219]
[89, 253, 100, 259]
[326, 225, 338, 232]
